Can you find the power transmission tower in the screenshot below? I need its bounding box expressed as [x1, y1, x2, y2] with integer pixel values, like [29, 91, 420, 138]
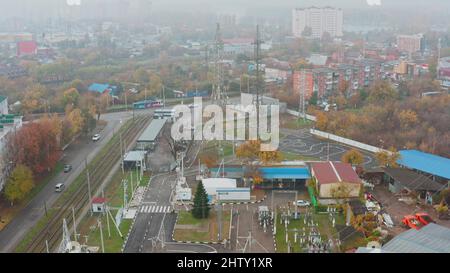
[253, 25, 264, 135]
[299, 70, 306, 121]
[58, 218, 71, 253]
[211, 23, 227, 105]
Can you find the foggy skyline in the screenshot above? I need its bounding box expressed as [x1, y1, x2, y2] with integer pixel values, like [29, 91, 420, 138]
[1, 0, 450, 21]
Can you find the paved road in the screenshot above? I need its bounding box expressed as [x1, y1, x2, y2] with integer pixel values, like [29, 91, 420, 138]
[0, 110, 150, 252]
[123, 130, 178, 253]
[124, 133, 205, 253]
[280, 128, 377, 168]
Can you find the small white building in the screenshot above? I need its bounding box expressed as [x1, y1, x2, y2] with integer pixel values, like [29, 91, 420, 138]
[217, 188, 250, 202]
[202, 178, 237, 202]
[92, 197, 106, 213]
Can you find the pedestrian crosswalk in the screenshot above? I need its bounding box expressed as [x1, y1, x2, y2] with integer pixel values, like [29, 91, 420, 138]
[139, 205, 172, 214]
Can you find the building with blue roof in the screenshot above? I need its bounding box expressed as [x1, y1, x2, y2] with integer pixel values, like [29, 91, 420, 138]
[397, 150, 450, 182]
[88, 83, 119, 96]
[209, 163, 311, 189]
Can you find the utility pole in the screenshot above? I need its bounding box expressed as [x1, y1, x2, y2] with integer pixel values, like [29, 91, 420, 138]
[162, 85, 166, 106]
[299, 70, 306, 121]
[130, 170, 134, 197]
[120, 133, 124, 174]
[217, 204, 223, 241]
[327, 142, 330, 161]
[254, 24, 263, 137]
[204, 45, 209, 81]
[85, 158, 92, 215]
[44, 201, 48, 217]
[98, 219, 105, 253]
[72, 206, 77, 241]
[106, 206, 111, 238]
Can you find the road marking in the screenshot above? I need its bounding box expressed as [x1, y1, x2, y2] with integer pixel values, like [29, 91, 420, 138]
[140, 205, 171, 214]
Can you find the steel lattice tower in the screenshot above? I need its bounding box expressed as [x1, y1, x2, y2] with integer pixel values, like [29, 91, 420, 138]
[211, 23, 227, 105]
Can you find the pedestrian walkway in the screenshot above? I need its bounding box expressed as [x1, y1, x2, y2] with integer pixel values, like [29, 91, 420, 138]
[139, 205, 172, 214]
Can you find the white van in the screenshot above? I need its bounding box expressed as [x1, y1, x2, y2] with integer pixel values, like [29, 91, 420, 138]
[55, 183, 65, 192]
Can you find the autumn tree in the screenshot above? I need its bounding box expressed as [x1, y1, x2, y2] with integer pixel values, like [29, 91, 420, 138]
[235, 140, 261, 163]
[133, 68, 150, 84]
[66, 108, 85, 136]
[341, 149, 364, 166]
[244, 166, 264, 185]
[397, 109, 418, 129]
[21, 84, 47, 114]
[62, 88, 80, 108]
[315, 111, 328, 130]
[367, 80, 398, 104]
[330, 183, 353, 204]
[81, 108, 96, 135]
[375, 147, 400, 168]
[8, 116, 62, 175]
[259, 150, 283, 165]
[4, 165, 34, 206]
[351, 213, 378, 237]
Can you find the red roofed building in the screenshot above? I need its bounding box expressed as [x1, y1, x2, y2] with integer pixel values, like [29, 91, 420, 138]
[311, 162, 362, 199]
[92, 197, 107, 213]
[17, 41, 37, 57]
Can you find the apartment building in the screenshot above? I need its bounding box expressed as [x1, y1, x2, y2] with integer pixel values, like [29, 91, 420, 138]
[292, 7, 343, 38]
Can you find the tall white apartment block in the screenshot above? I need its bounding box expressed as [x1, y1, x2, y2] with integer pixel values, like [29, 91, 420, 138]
[292, 7, 343, 38]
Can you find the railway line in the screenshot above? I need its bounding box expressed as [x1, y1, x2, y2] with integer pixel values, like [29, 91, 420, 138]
[23, 116, 150, 253]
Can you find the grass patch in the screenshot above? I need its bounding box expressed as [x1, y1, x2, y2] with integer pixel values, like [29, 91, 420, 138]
[202, 141, 234, 158]
[282, 118, 313, 130]
[281, 152, 318, 161]
[174, 210, 231, 243]
[81, 215, 132, 253]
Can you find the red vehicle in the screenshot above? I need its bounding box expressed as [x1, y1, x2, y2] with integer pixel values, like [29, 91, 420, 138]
[401, 215, 423, 230]
[415, 213, 435, 226]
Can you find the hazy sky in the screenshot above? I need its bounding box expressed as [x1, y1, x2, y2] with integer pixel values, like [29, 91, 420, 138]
[0, 0, 449, 20]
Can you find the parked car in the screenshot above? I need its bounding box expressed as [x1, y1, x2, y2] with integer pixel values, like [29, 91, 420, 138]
[92, 134, 101, 142]
[293, 200, 311, 207]
[63, 164, 72, 173]
[401, 215, 423, 230]
[55, 183, 65, 193]
[415, 213, 435, 226]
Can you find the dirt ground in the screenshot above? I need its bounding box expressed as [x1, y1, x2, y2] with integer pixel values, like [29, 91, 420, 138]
[372, 185, 450, 235]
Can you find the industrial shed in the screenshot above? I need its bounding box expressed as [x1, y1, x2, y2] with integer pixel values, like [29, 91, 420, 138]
[397, 150, 450, 182]
[123, 150, 146, 171]
[383, 167, 444, 201]
[136, 118, 166, 150]
[381, 223, 450, 253]
[311, 162, 362, 199]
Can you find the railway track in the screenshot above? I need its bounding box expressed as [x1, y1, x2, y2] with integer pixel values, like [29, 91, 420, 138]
[23, 116, 149, 253]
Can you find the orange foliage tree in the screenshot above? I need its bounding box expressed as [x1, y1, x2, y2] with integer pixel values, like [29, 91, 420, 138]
[7, 115, 62, 175]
